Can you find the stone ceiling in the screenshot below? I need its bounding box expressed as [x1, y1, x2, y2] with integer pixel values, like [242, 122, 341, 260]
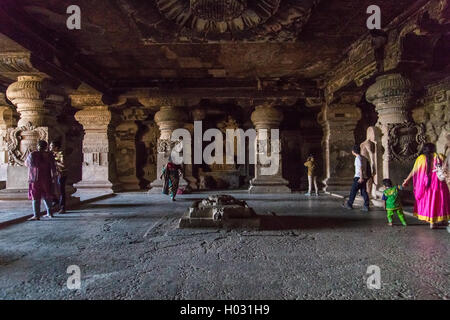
[0, 0, 418, 92]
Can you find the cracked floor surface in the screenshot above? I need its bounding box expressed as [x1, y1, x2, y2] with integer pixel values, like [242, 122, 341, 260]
[0, 192, 448, 300]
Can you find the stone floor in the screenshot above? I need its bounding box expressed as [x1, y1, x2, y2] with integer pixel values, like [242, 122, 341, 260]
[0, 192, 448, 300]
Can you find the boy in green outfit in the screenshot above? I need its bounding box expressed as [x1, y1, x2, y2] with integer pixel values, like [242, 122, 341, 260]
[382, 179, 407, 226]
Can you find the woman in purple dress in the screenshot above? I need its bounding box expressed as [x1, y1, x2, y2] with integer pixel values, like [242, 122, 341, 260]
[25, 140, 57, 220]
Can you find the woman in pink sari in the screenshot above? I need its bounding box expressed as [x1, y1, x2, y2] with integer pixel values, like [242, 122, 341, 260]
[403, 143, 450, 229]
[25, 140, 57, 220]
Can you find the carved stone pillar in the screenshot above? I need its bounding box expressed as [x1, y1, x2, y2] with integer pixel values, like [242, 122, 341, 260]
[115, 108, 148, 190]
[318, 95, 362, 192]
[0, 94, 17, 188]
[140, 120, 158, 188]
[73, 104, 122, 194]
[366, 73, 425, 186]
[0, 76, 65, 198]
[183, 122, 198, 192]
[148, 105, 188, 194]
[248, 102, 290, 194]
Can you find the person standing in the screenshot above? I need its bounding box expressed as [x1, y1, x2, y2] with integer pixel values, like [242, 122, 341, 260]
[304, 154, 319, 196]
[382, 179, 407, 227]
[402, 143, 450, 229]
[160, 157, 183, 201]
[50, 141, 67, 214]
[25, 140, 57, 220]
[342, 145, 370, 211]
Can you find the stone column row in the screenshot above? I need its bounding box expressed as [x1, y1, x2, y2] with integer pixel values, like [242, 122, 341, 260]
[1, 76, 295, 196]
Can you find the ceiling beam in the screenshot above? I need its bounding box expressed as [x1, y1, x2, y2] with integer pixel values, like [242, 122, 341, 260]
[0, 0, 110, 94]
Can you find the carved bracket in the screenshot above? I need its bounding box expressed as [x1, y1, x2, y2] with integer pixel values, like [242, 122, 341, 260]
[387, 122, 426, 161]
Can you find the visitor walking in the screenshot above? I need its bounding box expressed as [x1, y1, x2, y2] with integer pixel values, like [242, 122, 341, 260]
[342, 145, 370, 211]
[304, 154, 318, 196]
[381, 179, 407, 227]
[161, 157, 183, 201]
[25, 140, 57, 220]
[402, 143, 450, 229]
[50, 141, 67, 214]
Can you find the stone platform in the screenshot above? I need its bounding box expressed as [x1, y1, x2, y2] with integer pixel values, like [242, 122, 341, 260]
[179, 194, 260, 229]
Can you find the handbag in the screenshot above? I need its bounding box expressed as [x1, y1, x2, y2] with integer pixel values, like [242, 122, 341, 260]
[433, 158, 446, 182]
[433, 163, 446, 182]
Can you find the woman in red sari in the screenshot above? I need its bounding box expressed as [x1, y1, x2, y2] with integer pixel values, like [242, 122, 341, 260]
[25, 140, 57, 220]
[403, 143, 450, 229]
[160, 157, 183, 201]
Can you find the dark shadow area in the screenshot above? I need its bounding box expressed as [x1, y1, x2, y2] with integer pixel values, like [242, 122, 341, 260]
[82, 203, 153, 209]
[259, 215, 371, 231]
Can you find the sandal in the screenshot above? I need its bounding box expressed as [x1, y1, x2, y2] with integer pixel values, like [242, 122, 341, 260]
[28, 216, 40, 221]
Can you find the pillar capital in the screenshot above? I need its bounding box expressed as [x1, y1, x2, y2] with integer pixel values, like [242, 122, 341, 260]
[154, 106, 187, 140]
[191, 107, 206, 121]
[74, 105, 120, 130]
[366, 73, 413, 125]
[6, 76, 65, 127]
[251, 103, 283, 129]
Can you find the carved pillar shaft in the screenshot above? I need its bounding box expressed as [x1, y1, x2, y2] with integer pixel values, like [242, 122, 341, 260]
[140, 120, 158, 188]
[366, 73, 424, 185]
[115, 108, 149, 191]
[183, 122, 198, 191]
[148, 105, 188, 193]
[248, 103, 290, 194]
[74, 105, 121, 193]
[318, 98, 362, 192]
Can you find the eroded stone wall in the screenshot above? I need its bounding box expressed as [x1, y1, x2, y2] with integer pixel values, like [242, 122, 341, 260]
[421, 77, 450, 155]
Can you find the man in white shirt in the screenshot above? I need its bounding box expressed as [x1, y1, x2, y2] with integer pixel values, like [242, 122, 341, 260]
[342, 145, 370, 211]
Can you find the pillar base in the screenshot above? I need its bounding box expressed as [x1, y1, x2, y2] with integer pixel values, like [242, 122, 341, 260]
[323, 177, 355, 192]
[0, 188, 29, 200]
[118, 178, 141, 191]
[248, 177, 291, 194]
[73, 180, 122, 195]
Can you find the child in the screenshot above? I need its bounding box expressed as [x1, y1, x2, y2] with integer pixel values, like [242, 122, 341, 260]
[382, 179, 407, 226]
[304, 155, 318, 196]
